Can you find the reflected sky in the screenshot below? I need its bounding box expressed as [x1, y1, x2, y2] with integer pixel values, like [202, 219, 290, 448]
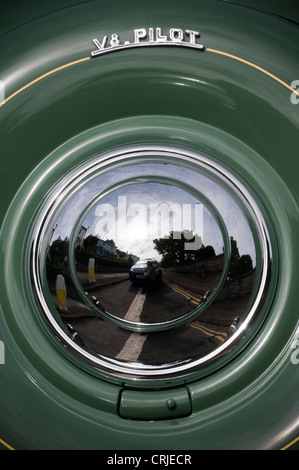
[81, 183, 222, 260]
[50, 162, 256, 263]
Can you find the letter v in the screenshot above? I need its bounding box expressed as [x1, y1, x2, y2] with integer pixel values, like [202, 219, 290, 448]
[91, 36, 108, 56]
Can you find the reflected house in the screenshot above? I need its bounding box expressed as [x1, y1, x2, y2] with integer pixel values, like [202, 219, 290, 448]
[94, 238, 139, 264]
[76, 225, 88, 248]
[95, 239, 117, 258]
[123, 253, 140, 264]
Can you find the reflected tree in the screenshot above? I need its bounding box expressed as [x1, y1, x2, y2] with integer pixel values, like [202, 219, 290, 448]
[47, 236, 69, 269]
[153, 230, 215, 267]
[228, 236, 253, 280]
[81, 234, 100, 256]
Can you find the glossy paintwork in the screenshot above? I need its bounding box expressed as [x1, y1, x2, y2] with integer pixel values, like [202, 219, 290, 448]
[227, 0, 299, 23]
[0, 0, 298, 450]
[119, 388, 192, 420]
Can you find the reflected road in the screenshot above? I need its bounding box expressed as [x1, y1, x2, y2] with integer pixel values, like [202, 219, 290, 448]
[60, 274, 231, 364]
[85, 277, 201, 323]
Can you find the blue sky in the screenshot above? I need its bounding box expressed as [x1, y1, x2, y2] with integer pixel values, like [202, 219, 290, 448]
[50, 162, 256, 264]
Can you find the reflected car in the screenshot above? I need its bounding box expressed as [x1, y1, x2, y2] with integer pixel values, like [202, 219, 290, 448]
[129, 259, 162, 285]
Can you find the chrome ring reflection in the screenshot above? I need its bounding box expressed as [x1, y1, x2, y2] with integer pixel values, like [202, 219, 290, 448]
[68, 175, 231, 332]
[31, 145, 272, 382]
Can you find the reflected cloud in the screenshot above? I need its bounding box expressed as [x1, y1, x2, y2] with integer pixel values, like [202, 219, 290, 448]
[41, 157, 264, 377]
[82, 182, 208, 260]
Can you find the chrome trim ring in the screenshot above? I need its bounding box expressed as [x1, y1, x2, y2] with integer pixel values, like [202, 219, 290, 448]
[31, 145, 273, 383]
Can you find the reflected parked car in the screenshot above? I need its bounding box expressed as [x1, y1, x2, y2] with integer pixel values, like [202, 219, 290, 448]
[129, 259, 162, 285]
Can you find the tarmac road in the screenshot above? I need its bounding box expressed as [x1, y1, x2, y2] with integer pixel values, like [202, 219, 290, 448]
[61, 273, 231, 365]
[85, 277, 200, 323]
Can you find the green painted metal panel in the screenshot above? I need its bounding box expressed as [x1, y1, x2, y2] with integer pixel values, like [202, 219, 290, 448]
[119, 388, 191, 420]
[0, 0, 298, 451]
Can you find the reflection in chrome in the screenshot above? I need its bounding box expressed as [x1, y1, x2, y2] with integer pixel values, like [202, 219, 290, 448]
[69, 177, 230, 330]
[31, 146, 273, 383]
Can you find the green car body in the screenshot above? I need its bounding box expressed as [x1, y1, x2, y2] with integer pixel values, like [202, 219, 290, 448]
[0, 0, 298, 450]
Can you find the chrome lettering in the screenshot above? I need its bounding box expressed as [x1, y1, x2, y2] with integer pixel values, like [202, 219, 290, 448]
[92, 35, 108, 51]
[134, 28, 147, 42]
[186, 29, 200, 44]
[169, 28, 184, 42]
[156, 27, 168, 42]
[91, 27, 205, 57]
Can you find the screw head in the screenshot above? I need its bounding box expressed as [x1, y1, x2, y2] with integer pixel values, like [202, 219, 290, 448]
[166, 398, 176, 410]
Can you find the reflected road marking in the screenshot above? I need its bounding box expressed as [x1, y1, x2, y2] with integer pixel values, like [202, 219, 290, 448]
[116, 288, 147, 361]
[164, 279, 202, 306]
[189, 321, 228, 343]
[116, 333, 147, 362]
[124, 288, 147, 322]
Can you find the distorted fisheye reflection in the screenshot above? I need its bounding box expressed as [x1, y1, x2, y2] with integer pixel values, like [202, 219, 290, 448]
[45, 174, 256, 365]
[49, 182, 227, 323]
[36, 154, 269, 378]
